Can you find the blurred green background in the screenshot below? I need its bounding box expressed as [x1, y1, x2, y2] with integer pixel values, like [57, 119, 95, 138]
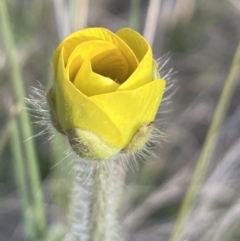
[1, 0, 240, 240]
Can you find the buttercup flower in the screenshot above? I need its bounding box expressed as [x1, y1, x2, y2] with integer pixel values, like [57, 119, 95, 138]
[48, 27, 166, 161]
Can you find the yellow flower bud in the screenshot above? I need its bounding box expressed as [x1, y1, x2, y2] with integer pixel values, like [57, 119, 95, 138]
[48, 27, 166, 161]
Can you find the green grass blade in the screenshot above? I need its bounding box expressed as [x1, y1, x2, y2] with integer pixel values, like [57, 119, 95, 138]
[0, 0, 46, 237]
[169, 40, 240, 241]
[129, 0, 141, 31]
[11, 122, 36, 240]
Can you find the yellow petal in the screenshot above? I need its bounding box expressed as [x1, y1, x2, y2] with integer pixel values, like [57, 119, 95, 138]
[74, 59, 120, 96]
[53, 35, 101, 77]
[53, 28, 139, 80]
[53, 48, 123, 147]
[116, 28, 153, 91]
[91, 79, 166, 147]
[116, 28, 149, 62]
[66, 40, 128, 83]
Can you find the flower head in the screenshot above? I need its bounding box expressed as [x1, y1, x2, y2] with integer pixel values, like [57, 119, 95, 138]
[48, 27, 166, 161]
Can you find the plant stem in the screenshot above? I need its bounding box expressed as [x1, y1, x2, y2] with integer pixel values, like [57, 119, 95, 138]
[169, 40, 240, 241]
[69, 0, 89, 31]
[143, 0, 161, 46]
[129, 0, 141, 31]
[11, 121, 36, 240]
[66, 158, 126, 241]
[53, 0, 71, 40]
[88, 162, 123, 241]
[0, 0, 46, 236]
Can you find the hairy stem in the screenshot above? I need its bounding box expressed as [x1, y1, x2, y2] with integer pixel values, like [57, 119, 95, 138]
[65, 157, 126, 241]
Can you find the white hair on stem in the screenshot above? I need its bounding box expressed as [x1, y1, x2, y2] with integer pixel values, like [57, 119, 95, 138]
[25, 81, 55, 143]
